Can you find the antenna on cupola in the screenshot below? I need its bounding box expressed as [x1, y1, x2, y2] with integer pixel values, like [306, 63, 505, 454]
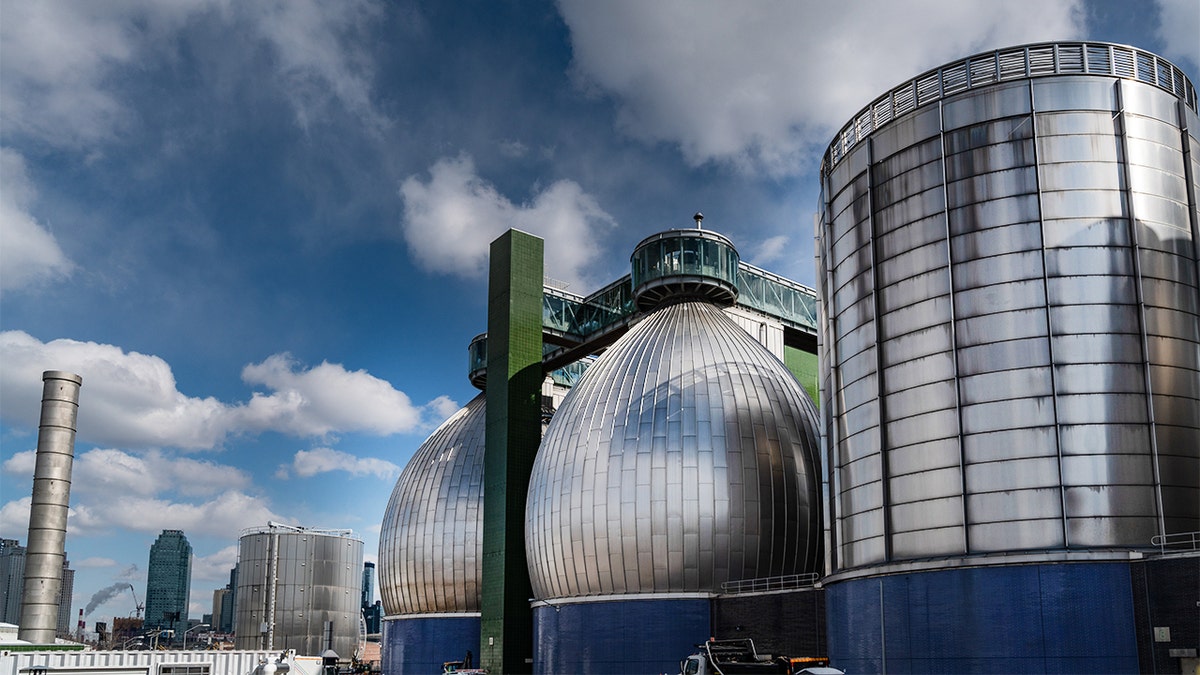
[693, 212, 703, 229]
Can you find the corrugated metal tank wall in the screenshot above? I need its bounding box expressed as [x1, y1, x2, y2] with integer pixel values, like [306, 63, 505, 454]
[234, 528, 363, 658]
[817, 41, 1200, 572]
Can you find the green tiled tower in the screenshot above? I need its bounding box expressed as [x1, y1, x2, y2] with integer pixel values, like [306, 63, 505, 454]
[481, 229, 543, 674]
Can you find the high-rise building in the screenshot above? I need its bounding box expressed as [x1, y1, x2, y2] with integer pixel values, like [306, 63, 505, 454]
[56, 558, 74, 637]
[360, 562, 381, 635]
[211, 588, 228, 633]
[360, 562, 374, 609]
[0, 539, 26, 623]
[144, 530, 192, 641]
[1, 540, 75, 636]
[219, 569, 236, 635]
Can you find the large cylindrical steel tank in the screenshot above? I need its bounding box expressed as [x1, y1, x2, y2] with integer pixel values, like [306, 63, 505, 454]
[234, 524, 363, 659]
[18, 370, 82, 644]
[817, 41, 1198, 672]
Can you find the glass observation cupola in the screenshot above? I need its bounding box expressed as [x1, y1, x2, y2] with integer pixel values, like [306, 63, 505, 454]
[630, 216, 740, 310]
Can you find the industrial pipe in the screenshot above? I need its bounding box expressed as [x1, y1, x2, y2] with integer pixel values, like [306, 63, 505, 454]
[18, 370, 82, 644]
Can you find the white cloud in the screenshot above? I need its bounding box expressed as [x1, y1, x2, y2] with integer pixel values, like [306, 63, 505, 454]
[277, 447, 400, 480]
[72, 448, 251, 498]
[0, 0, 384, 150]
[251, 0, 387, 133]
[240, 353, 426, 437]
[0, 497, 35, 537]
[399, 154, 616, 289]
[747, 235, 790, 268]
[1156, 0, 1200, 72]
[0, 148, 74, 293]
[1, 449, 281, 541]
[0, 330, 239, 449]
[425, 395, 461, 425]
[2, 449, 36, 475]
[76, 557, 120, 569]
[0, 331, 447, 449]
[191, 544, 240, 585]
[70, 491, 287, 538]
[557, 0, 1084, 175]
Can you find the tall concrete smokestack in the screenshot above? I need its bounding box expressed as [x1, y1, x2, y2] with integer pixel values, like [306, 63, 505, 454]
[18, 371, 82, 644]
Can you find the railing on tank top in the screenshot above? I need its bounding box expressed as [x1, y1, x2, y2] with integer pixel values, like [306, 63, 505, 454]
[719, 573, 821, 594]
[1151, 531, 1200, 553]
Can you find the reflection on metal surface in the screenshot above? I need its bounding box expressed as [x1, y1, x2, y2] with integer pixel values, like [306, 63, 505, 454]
[819, 41, 1200, 572]
[825, 41, 1197, 169]
[378, 393, 486, 615]
[526, 301, 821, 599]
[233, 523, 364, 658]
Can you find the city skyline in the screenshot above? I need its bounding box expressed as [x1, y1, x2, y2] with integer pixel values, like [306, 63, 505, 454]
[1, 0, 1197, 630]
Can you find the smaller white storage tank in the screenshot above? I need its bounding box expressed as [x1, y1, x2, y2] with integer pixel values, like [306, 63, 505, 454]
[234, 523, 364, 659]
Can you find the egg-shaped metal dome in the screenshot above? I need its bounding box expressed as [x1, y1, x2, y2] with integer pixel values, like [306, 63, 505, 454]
[379, 392, 485, 614]
[525, 300, 822, 600]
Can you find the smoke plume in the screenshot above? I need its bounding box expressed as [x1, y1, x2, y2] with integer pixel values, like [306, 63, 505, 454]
[85, 582, 130, 616]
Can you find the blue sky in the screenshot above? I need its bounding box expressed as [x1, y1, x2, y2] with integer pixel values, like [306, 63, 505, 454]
[1, 0, 1196, 631]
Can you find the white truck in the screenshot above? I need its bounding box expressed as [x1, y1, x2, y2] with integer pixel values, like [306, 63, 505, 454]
[679, 638, 843, 675]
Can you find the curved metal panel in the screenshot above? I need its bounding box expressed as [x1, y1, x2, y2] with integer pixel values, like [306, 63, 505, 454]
[525, 301, 821, 599]
[378, 394, 486, 615]
[820, 45, 1200, 572]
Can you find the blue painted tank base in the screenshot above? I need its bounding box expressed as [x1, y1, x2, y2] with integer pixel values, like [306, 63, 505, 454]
[533, 597, 711, 675]
[382, 615, 479, 675]
[827, 561, 1139, 674]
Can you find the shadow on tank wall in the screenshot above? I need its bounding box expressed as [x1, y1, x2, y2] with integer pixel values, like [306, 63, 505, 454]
[712, 587, 828, 661]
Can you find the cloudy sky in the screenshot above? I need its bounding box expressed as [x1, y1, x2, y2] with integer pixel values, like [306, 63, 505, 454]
[1, 0, 1196, 630]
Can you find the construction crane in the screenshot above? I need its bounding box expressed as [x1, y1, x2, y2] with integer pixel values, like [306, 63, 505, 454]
[128, 584, 144, 620]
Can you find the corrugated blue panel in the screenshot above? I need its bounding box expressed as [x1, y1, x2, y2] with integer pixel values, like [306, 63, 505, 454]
[827, 562, 1138, 674]
[533, 598, 711, 675]
[826, 578, 884, 674]
[382, 615, 479, 675]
